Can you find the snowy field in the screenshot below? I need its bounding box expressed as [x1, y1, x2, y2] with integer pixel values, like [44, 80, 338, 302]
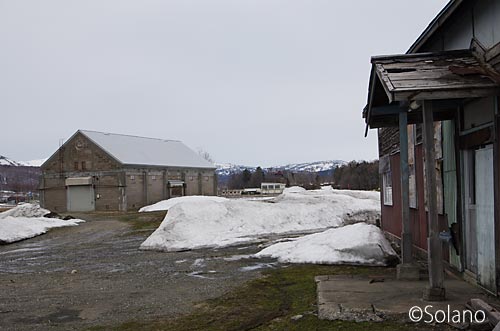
[140, 187, 396, 266]
[0, 203, 84, 244]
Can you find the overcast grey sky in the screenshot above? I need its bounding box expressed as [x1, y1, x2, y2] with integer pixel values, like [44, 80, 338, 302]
[1, 0, 449, 166]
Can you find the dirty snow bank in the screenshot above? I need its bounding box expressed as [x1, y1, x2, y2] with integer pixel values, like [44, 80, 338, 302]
[0, 203, 85, 244]
[254, 223, 397, 266]
[140, 188, 380, 251]
[138, 196, 228, 212]
[0, 203, 51, 219]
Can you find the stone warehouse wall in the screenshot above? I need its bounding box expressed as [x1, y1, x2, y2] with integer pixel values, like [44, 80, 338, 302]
[40, 133, 217, 212]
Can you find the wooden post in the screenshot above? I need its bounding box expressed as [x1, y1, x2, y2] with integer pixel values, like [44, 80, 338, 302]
[422, 100, 446, 301]
[396, 111, 420, 280]
[399, 111, 412, 263]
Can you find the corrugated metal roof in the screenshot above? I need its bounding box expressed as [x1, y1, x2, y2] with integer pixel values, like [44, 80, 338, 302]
[80, 130, 215, 169]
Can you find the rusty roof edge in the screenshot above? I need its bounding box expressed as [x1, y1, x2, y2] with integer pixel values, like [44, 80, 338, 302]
[407, 0, 464, 54]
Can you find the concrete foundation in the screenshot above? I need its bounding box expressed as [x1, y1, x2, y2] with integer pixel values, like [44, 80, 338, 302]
[423, 285, 446, 301]
[396, 263, 420, 281]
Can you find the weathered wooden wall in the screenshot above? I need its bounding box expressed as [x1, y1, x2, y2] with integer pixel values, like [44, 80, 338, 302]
[381, 146, 449, 254]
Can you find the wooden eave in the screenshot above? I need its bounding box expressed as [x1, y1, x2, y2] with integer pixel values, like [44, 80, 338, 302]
[364, 49, 500, 130]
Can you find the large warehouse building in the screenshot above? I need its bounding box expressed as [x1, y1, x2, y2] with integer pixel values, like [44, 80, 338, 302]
[40, 130, 217, 212]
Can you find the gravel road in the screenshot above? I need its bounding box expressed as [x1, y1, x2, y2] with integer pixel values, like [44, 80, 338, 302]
[0, 213, 276, 330]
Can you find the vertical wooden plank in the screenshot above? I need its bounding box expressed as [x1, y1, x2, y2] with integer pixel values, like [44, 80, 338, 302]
[422, 100, 446, 300]
[443, 120, 460, 269]
[475, 146, 496, 293]
[399, 111, 412, 264]
[494, 96, 500, 294]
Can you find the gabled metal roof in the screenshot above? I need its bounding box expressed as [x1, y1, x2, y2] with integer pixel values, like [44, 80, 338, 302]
[80, 130, 215, 169]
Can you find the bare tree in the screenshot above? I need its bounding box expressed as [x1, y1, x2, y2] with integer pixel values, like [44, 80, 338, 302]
[197, 148, 214, 164]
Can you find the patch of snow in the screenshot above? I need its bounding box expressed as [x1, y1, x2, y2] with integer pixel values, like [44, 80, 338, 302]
[239, 263, 276, 272]
[191, 258, 206, 268]
[282, 186, 306, 194]
[0, 203, 85, 243]
[140, 188, 380, 251]
[254, 223, 397, 266]
[138, 195, 228, 212]
[0, 203, 51, 219]
[0, 217, 85, 244]
[223, 254, 253, 261]
[187, 271, 212, 279]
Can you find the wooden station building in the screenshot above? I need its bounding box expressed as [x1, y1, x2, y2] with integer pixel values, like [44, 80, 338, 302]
[364, 0, 500, 297]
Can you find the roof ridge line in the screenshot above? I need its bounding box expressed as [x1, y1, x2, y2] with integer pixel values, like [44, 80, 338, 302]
[79, 129, 181, 142]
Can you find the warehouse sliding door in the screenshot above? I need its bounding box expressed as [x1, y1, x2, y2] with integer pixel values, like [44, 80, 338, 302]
[66, 177, 95, 212]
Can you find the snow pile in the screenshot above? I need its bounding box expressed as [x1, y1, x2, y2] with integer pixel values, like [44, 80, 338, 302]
[140, 188, 380, 251]
[0, 203, 85, 244]
[282, 186, 306, 194]
[0, 217, 84, 244]
[139, 196, 228, 212]
[254, 223, 397, 266]
[0, 203, 51, 219]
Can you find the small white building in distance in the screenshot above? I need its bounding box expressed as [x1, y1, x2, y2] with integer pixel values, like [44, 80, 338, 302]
[260, 182, 286, 195]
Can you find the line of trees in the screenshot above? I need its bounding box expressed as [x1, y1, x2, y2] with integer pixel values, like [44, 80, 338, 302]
[227, 167, 326, 190]
[228, 167, 266, 189]
[224, 160, 379, 191]
[332, 160, 379, 190]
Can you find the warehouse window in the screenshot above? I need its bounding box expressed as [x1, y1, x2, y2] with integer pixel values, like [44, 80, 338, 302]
[81, 161, 86, 171]
[74, 162, 79, 171]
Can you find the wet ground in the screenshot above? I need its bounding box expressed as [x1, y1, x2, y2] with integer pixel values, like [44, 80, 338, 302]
[0, 213, 277, 330]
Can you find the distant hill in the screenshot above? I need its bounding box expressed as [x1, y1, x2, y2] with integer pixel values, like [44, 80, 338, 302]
[215, 160, 346, 176]
[0, 155, 46, 167]
[215, 160, 346, 188]
[0, 155, 24, 167]
[0, 155, 42, 193]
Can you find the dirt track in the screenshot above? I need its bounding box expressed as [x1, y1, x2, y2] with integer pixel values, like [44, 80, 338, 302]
[0, 212, 274, 330]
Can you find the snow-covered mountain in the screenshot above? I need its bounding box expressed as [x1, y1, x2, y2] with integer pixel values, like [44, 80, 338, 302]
[0, 156, 24, 166]
[19, 159, 47, 167]
[270, 160, 347, 173]
[0, 156, 46, 167]
[215, 163, 257, 176]
[216, 160, 346, 176]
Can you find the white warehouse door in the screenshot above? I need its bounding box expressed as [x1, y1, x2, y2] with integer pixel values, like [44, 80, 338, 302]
[67, 185, 95, 212]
